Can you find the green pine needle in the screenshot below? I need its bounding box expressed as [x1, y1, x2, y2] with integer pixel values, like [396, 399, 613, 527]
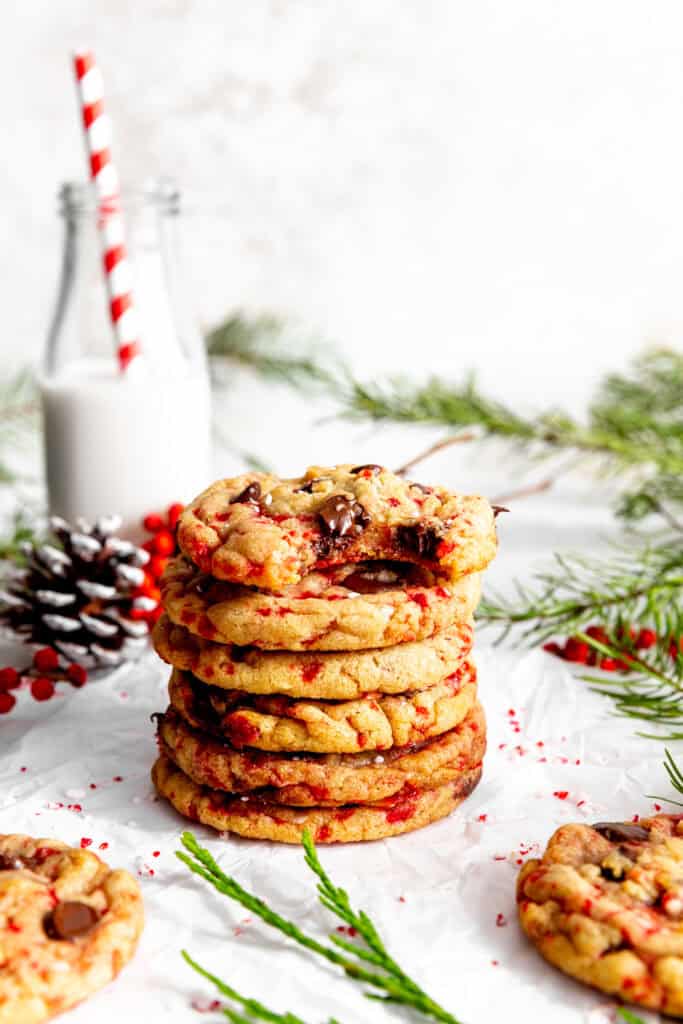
[479, 535, 683, 738]
[616, 1008, 646, 1024]
[177, 831, 462, 1024]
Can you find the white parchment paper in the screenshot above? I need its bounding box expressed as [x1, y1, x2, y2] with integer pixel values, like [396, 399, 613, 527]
[0, 477, 671, 1024]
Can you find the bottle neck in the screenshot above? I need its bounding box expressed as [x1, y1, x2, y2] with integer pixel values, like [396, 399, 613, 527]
[44, 182, 207, 381]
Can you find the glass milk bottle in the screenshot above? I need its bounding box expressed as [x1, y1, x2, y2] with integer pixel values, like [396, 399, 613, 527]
[41, 181, 212, 537]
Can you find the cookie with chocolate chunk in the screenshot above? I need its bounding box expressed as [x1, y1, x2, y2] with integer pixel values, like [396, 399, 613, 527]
[156, 701, 486, 805]
[160, 556, 481, 651]
[0, 834, 143, 1022]
[517, 815, 683, 1016]
[153, 614, 474, 699]
[177, 464, 496, 590]
[167, 661, 478, 753]
[152, 752, 482, 843]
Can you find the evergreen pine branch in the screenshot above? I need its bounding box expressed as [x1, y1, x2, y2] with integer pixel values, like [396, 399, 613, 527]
[206, 314, 342, 394]
[664, 748, 683, 798]
[0, 511, 38, 562]
[177, 831, 462, 1024]
[182, 950, 318, 1024]
[478, 535, 683, 736]
[616, 1010, 646, 1024]
[0, 369, 38, 484]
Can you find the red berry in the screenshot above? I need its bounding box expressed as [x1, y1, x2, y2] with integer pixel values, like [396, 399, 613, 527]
[167, 503, 184, 529]
[67, 664, 88, 687]
[148, 555, 169, 580]
[636, 628, 657, 649]
[0, 667, 20, 691]
[542, 641, 562, 657]
[146, 606, 163, 623]
[600, 657, 617, 672]
[152, 530, 175, 556]
[0, 692, 16, 714]
[128, 607, 151, 621]
[670, 637, 683, 660]
[564, 638, 589, 664]
[585, 625, 610, 645]
[133, 571, 157, 598]
[32, 647, 59, 672]
[31, 677, 55, 702]
[141, 539, 156, 554]
[143, 513, 164, 533]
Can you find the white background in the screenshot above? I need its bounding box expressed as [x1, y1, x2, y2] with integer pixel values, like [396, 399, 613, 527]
[0, 5, 680, 1023]
[4, 1, 683, 411]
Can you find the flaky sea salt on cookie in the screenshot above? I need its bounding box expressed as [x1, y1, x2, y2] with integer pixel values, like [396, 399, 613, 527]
[517, 814, 683, 1017]
[177, 464, 497, 590]
[0, 834, 143, 1023]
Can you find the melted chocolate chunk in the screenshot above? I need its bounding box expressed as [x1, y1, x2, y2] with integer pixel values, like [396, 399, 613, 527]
[0, 853, 24, 871]
[492, 505, 509, 518]
[339, 570, 397, 594]
[318, 495, 369, 540]
[396, 522, 441, 560]
[44, 901, 98, 941]
[350, 464, 383, 475]
[592, 821, 650, 843]
[230, 482, 262, 505]
[409, 482, 433, 495]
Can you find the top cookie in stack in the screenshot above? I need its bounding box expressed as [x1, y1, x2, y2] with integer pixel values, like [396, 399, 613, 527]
[151, 464, 498, 844]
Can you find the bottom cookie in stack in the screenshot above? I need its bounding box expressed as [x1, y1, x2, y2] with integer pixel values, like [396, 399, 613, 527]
[152, 697, 486, 844]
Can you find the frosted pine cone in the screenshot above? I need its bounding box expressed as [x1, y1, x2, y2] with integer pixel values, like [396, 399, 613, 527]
[0, 516, 157, 667]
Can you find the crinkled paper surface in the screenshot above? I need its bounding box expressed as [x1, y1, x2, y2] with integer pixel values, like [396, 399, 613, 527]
[0, 480, 669, 1024]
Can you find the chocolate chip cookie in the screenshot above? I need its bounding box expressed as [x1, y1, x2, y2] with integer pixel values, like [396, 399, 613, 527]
[177, 465, 496, 590]
[0, 834, 143, 1022]
[517, 815, 683, 1016]
[167, 662, 478, 753]
[161, 556, 481, 651]
[156, 701, 486, 805]
[153, 613, 473, 698]
[152, 752, 482, 843]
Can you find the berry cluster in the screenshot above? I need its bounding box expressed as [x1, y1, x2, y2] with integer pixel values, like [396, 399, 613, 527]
[543, 624, 678, 671]
[128, 503, 183, 626]
[0, 646, 88, 714]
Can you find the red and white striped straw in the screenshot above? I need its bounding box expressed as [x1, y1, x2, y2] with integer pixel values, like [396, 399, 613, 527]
[72, 51, 141, 373]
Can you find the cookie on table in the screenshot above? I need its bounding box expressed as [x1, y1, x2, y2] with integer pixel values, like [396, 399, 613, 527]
[161, 556, 481, 651]
[177, 464, 497, 590]
[0, 834, 143, 1023]
[517, 815, 683, 1017]
[156, 701, 486, 805]
[153, 614, 474, 699]
[152, 753, 482, 843]
[167, 661, 478, 753]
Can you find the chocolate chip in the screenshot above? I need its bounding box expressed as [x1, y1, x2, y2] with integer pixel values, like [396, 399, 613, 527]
[230, 482, 262, 505]
[396, 522, 441, 560]
[350, 464, 383, 475]
[592, 822, 650, 843]
[409, 482, 433, 495]
[318, 495, 369, 539]
[599, 864, 624, 881]
[44, 901, 98, 941]
[492, 505, 509, 518]
[295, 478, 326, 494]
[0, 853, 24, 870]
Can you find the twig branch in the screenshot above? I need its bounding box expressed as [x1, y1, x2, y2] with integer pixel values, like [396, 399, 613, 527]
[394, 432, 477, 476]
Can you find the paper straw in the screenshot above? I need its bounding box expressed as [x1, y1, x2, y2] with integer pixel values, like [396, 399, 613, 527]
[72, 51, 141, 372]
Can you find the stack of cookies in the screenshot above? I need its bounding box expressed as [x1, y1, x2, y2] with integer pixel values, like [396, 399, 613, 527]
[151, 464, 498, 844]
